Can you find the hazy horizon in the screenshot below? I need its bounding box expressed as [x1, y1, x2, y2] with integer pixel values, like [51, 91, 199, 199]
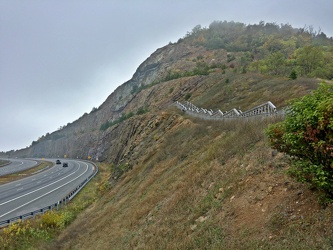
[1, 0, 332, 152]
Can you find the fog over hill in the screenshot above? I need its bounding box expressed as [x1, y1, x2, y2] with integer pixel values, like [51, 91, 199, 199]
[1, 20, 332, 161]
[3, 18, 333, 249]
[1, 0, 333, 152]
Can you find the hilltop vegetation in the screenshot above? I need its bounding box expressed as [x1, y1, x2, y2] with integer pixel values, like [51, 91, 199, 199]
[181, 21, 333, 80]
[9, 21, 332, 160]
[2, 21, 333, 249]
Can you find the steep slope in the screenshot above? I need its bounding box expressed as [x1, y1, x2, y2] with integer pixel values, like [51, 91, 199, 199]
[11, 42, 318, 161]
[6, 21, 333, 249]
[50, 113, 333, 249]
[10, 43, 210, 159]
[47, 50, 328, 249]
[8, 21, 333, 160]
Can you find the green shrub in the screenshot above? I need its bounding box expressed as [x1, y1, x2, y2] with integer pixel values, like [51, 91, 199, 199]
[100, 112, 134, 131]
[40, 211, 74, 230]
[265, 82, 333, 197]
[185, 93, 192, 100]
[193, 62, 210, 75]
[111, 163, 132, 179]
[100, 120, 111, 131]
[137, 106, 149, 115]
[289, 69, 297, 80]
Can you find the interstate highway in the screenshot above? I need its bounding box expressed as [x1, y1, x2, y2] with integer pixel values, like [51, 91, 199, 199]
[0, 159, 95, 222]
[0, 158, 39, 177]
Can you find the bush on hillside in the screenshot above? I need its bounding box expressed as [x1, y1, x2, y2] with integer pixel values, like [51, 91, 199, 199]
[265, 83, 333, 198]
[183, 21, 333, 80]
[100, 112, 134, 131]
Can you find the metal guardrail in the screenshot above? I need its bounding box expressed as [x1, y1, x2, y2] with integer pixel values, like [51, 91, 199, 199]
[175, 101, 279, 119]
[0, 161, 99, 228]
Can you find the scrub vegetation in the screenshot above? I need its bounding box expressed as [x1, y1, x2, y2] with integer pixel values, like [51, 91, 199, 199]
[266, 83, 333, 202]
[50, 114, 333, 249]
[2, 20, 333, 249]
[182, 21, 333, 80]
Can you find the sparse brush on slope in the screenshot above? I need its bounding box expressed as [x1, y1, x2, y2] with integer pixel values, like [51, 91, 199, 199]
[51, 113, 333, 249]
[5, 20, 333, 249]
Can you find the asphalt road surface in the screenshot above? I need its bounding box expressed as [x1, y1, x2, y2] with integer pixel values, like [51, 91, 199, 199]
[0, 158, 39, 177]
[0, 159, 95, 222]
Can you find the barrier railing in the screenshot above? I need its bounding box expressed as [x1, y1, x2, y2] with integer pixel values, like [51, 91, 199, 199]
[0, 161, 98, 228]
[175, 101, 278, 119]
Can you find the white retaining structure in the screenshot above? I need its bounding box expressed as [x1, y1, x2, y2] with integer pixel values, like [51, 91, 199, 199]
[175, 101, 278, 120]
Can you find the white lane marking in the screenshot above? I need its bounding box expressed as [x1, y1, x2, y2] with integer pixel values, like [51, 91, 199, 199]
[0, 165, 80, 206]
[17, 188, 23, 191]
[32, 179, 36, 181]
[0, 159, 57, 188]
[0, 162, 89, 218]
[15, 184, 21, 187]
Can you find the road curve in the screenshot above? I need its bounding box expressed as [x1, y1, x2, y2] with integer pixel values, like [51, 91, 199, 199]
[0, 158, 39, 177]
[0, 159, 95, 222]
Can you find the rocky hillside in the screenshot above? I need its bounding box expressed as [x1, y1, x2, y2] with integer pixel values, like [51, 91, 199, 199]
[10, 27, 326, 162]
[9, 43, 217, 160]
[4, 21, 333, 249]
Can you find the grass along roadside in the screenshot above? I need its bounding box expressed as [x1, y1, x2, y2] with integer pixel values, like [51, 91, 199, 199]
[0, 160, 10, 167]
[0, 162, 110, 249]
[0, 161, 53, 185]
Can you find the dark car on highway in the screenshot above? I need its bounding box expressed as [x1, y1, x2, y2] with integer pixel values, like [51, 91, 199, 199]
[63, 162, 68, 167]
[56, 160, 61, 164]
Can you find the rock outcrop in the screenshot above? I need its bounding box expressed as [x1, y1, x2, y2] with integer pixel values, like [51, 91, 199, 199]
[8, 40, 317, 164]
[10, 42, 209, 162]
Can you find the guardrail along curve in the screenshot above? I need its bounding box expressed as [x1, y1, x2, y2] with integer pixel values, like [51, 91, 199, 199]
[0, 161, 98, 228]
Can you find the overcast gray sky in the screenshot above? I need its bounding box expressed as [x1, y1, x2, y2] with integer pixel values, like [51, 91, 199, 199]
[0, 0, 332, 152]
